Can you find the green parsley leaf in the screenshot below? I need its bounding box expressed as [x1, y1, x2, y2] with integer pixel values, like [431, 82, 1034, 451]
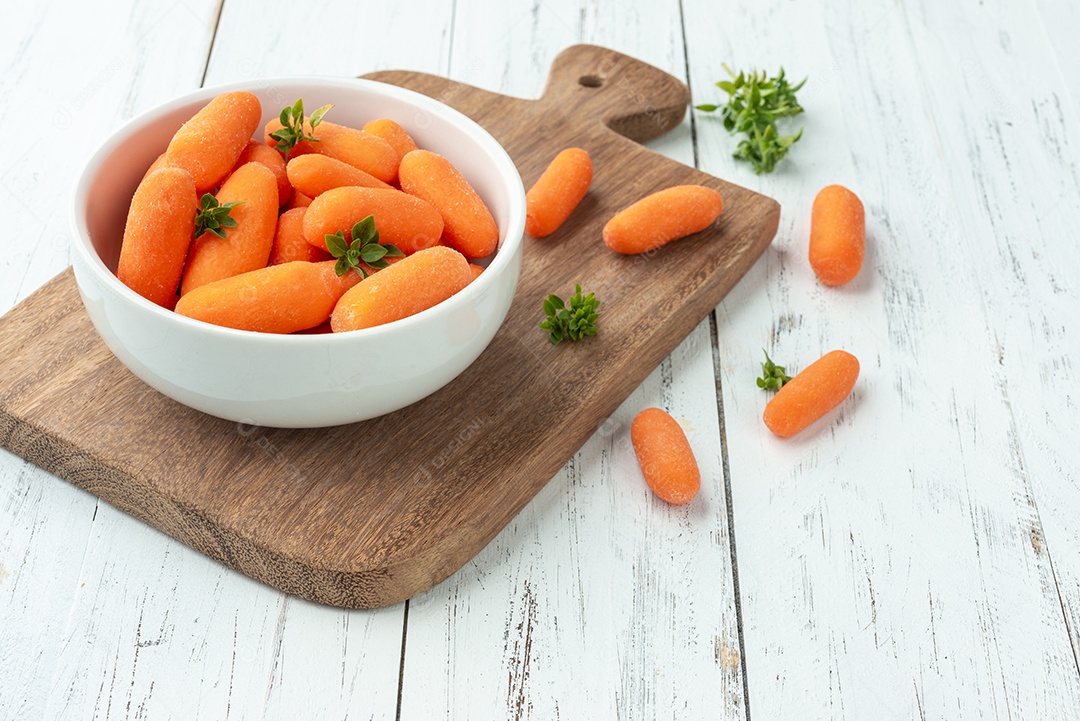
[756, 349, 793, 390]
[540, 284, 600, 345]
[194, 193, 243, 239]
[324, 215, 402, 278]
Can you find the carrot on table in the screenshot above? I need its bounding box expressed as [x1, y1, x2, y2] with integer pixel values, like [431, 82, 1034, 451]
[233, 140, 291, 206]
[117, 167, 197, 307]
[175, 260, 361, 333]
[180, 162, 279, 295]
[362, 118, 419, 161]
[286, 154, 392, 198]
[398, 150, 498, 259]
[603, 185, 723, 254]
[763, 350, 860, 437]
[809, 184, 864, 286]
[269, 208, 332, 265]
[165, 91, 262, 193]
[303, 186, 443, 255]
[330, 246, 471, 331]
[525, 147, 592, 237]
[630, 408, 700, 505]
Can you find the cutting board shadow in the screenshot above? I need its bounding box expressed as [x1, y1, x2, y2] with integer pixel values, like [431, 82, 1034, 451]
[0, 45, 778, 608]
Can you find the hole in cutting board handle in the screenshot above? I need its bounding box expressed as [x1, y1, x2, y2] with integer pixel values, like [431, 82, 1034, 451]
[578, 74, 603, 88]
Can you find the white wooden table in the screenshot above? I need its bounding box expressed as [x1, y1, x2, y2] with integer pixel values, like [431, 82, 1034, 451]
[3, 0, 1079, 718]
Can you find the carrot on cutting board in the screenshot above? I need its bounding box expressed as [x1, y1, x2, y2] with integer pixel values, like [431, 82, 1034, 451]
[233, 140, 291, 206]
[165, 91, 262, 193]
[286, 154, 393, 197]
[117, 167, 197, 307]
[180, 162, 279, 295]
[763, 350, 860, 437]
[603, 185, 723, 254]
[525, 147, 592, 237]
[631, 408, 700, 505]
[175, 260, 361, 333]
[398, 150, 498, 259]
[362, 118, 419, 161]
[330, 246, 471, 331]
[269, 208, 332, 265]
[809, 184, 864, 286]
[303, 186, 443, 255]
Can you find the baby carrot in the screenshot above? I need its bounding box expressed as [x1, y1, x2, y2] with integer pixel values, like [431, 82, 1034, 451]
[398, 150, 498, 259]
[525, 148, 592, 237]
[117, 167, 197, 307]
[303, 186, 443, 255]
[265, 117, 398, 182]
[330, 246, 471, 331]
[468, 263, 484, 282]
[141, 152, 168, 181]
[175, 260, 361, 333]
[166, 91, 262, 193]
[809, 184, 864, 286]
[286, 154, 393, 198]
[362, 118, 419, 161]
[763, 350, 860, 437]
[285, 191, 313, 210]
[630, 408, 700, 505]
[180, 162, 279, 295]
[269, 208, 332, 265]
[233, 140, 291, 206]
[603, 185, 723, 255]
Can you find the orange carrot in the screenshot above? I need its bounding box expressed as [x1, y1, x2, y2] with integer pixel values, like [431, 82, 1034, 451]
[303, 186, 443, 255]
[117, 167, 197, 307]
[269, 208, 332, 265]
[630, 408, 700, 505]
[180, 162, 278, 295]
[362, 118, 419, 161]
[175, 260, 361, 333]
[330, 246, 471, 331]
[763, 350, 860, 437]
[165, 91, 261, 193]
[286, 154, 393, 198]
[603, 185, 723, 254]
[525, 148, 592, 237]
[233, 140, 291, 206]
[266, 117, 399, 183]
[468, 263, 484, 282]
[141, 152, 168, 182]
[264, 118, 313, 156]
[809, 185, 864, 286]
[398, 150, 498, 259]
[285, 191, 313, 210]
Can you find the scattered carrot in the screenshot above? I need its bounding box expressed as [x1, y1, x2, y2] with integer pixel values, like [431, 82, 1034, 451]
[269, 208, 332, 265]
[285, 191, 313, 210]
[117, 167, 197, 307]
[525, 148, 592, 237]
[603, 185, 723, 254]
[809, 184, 864, 286]
[763, 350, 859, 437]
[180, 162, 279, 295]
[233, 140, 291, 206]
[330, 246, 471, 331]
[303, 186, 443, 255]
[165, 91, 261, 193]
[266, 117, 399, 183]
[362, 118, 419, 161]
[398, 150, 498, 259]
[175, 260, 361, 333]
[630, 408, 700, 505]
[286, 154, 393, 198]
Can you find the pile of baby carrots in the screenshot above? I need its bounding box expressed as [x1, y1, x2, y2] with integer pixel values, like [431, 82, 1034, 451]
[117, 91, 497, 333]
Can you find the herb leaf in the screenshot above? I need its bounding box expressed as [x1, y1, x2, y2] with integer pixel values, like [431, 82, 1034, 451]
[696, 66, 806, 174]
[324, 215, 402, 278]
[194, 193, 243, 239]
[540, 284, 600, 345]
[756, 349, 793, 390]
[268, 99, 334, 161]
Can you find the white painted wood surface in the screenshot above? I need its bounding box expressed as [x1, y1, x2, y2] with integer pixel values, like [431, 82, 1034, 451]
[2, 0, 1077, 719]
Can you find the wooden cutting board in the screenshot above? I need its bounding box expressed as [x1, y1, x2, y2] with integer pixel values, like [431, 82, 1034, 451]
[0, 46, 778, 608]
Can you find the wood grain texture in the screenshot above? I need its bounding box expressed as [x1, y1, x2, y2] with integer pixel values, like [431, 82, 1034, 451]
[0, 45, 779, 610]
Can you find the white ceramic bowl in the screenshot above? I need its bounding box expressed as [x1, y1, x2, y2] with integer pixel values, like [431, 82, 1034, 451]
[71, 78, 525, 428]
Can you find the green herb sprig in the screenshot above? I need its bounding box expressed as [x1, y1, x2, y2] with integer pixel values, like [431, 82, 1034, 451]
[269, 99, 333, 161]
[194, 193, 242, 239]
[540, 284, 600, 345]
[697, 65, 806, 174]
[757, 350, 793, 390]
[325, 215, 404, 278]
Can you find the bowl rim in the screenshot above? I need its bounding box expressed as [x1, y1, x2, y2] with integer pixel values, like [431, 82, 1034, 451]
[71, 75, 526, 346]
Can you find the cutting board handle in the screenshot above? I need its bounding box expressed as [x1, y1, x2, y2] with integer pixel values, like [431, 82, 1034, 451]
[538, 44, 690, 144]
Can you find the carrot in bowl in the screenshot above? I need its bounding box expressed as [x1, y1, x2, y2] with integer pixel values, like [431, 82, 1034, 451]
[303, 186, 443, 255]
[286, 154, 393, 197]
[525, 147, 592, 237]
[363, 118, 419, 161]
[808, 184, 864, 286]
[763, 350, 860, 437]
[165, 91, 262, 193]
[631, 407, 700, 505]
[603, 185, 723, 254]
[269, 208, 332, 265]
[232, 140, 291, 206]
